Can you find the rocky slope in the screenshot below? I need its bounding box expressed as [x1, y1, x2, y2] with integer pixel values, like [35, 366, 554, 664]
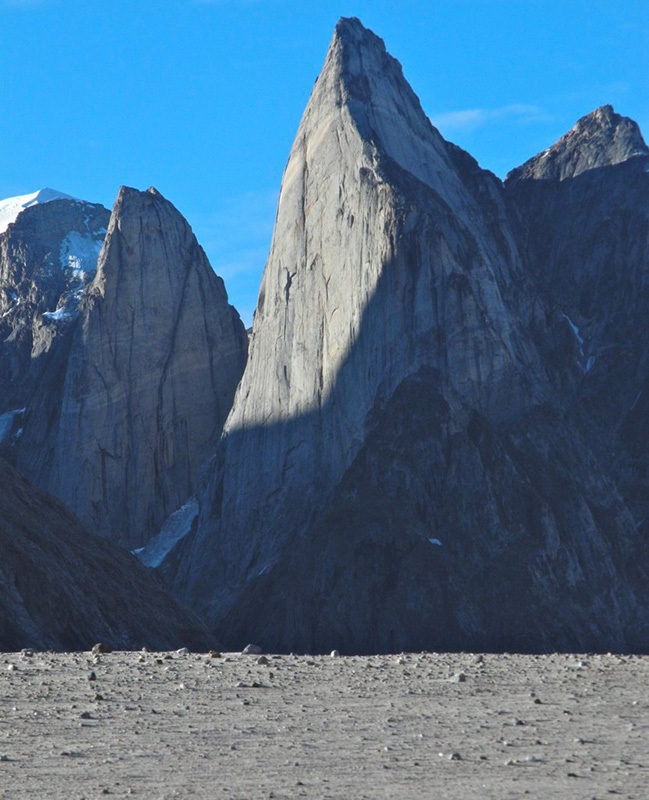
[11, 187, 248, 549]
[0, 457, 213, 651]
[168, 19, 649, 653]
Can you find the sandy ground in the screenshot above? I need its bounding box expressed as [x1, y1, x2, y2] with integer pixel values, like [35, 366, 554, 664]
[1, 648, 648, 799]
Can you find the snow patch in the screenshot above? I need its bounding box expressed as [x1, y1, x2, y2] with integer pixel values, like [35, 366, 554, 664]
[562, 313, 597, 374]
[133, 498, 199, 568]
[59, 230, 104, 275]
[42, 307, 73, 322]
[0, 188, 77, 235]
[0, 408, 25, 445]
[562, 314, 584, 347]
[40, 228, 105, 322]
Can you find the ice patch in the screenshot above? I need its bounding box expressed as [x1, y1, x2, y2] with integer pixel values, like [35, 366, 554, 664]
[133, 497, 199, 568]
[0, 188, 77, 234]
[42, 307, 73, 322]
[0, 408, 25, 444]
[562, 313, 597, 374]
[562, 314, 584, 347]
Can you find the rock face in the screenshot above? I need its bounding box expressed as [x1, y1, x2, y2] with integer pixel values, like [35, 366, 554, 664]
[0, 193, 110, 416]
[12, 187, 248, 549]
[0, 457, 214, 651]
[170, 19, 649, 653]
[506, 105, 649, 555]
[509, 105, 648, 181]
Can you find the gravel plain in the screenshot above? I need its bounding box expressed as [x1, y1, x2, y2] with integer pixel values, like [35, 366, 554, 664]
[1, 648, 648, 799]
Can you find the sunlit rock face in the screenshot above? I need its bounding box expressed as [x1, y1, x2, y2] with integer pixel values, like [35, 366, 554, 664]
[12, 187, 248, 549]
[172, 19, 649, 654]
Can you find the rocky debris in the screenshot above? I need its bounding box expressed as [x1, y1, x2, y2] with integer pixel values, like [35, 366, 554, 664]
[0, 456, 215, 652]
[6, 186, 247, 549]
[0, 649, 625, 797]
[168, 18, 649, 655]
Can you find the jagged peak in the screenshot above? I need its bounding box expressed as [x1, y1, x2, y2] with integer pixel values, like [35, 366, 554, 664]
[507, 105, 649, 183]
[331, 16, 387, 54]
[289, 17, 456, 203]
[316, 15, 399, 107]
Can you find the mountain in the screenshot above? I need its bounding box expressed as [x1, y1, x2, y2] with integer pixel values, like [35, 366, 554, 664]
[0, 456, 213, 652]
[508, 105, 648, 182]
[1, 186, 248, 549]
[0, 192, 110, 416]
[7, 186, 248, 549]
[167, 18, 649, 653]
[506, 105, 649, 548]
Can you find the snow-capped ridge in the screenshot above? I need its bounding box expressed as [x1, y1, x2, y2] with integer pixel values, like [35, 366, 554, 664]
[0, 188, 78, 234]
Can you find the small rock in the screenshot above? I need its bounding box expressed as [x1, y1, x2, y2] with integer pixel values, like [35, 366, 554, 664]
[450, 671, 466, 683]
[208, 650, 222, 658]
[330, 650, 341, 658]
[87, 671, 96, 682]
[91, 643, 112, 655]
[176, 647, 189, 655]
[21, 648, 34, 657]
[93, 693, 104, 701]
[79, 711, 92, 719]
[533, 697, 543, 704]
[256, 655, 269, 665]
[7, 664, 16, 672]
[448, 752, 462, 761]
[242, 644, 262, 655]
[472, 654, 484, 664]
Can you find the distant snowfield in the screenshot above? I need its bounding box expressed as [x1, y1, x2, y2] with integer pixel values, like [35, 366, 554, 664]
[0, 188, 77, 234]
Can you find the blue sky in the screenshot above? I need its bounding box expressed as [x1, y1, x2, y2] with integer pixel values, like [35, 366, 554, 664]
[1, 1, 647, 325]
